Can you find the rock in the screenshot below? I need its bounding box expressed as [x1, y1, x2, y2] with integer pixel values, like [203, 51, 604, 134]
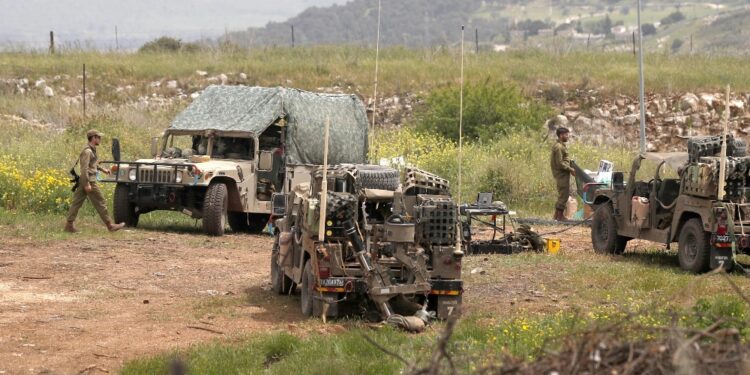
[622, 114, 639, 126]
[190, 92, 200, 99]
[239, 72, 247, 80]
[16, 85, 25, 94]
[730, 100, 745, 116]
[35, 79, 46, 88]
[564, 111, 580, 119]
[551, 114, 569, 127]
[700, 93, 715, 108]
[18, 78, 29, 87]
[43, 86, 54, 97]
[195, 70, 208, 77]
[149, 81, 161, 88]
[470, 267, 484, 275]
[573, 115, 592, 129]
[166, 80, 178, 89]
[591, 107, 610, 119]
[219, 74, 228, 85]
[615, 98, 627, 107]
[680, 93, 700, 113]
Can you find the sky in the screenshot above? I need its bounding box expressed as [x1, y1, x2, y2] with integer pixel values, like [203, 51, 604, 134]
[0, 0, 349, 49]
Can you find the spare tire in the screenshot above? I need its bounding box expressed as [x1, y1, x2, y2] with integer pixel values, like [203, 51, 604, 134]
[355, 165, 400, 191]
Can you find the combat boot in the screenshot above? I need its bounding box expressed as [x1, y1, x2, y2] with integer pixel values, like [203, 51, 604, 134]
[553, 209, 565, 221]
[107, 222, 125, 232]
[64, 221, 79, 233]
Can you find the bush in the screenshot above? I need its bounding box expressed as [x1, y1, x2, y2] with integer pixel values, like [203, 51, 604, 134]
[661, 11, 686, 26]
[414, 81, 553, 142]
[138, 37, 205, 53]
[671, 38, 684, 53]
[641, 23, 657, 36]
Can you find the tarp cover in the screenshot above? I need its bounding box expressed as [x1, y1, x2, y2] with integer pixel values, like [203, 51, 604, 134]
[169, 85, 368, 165]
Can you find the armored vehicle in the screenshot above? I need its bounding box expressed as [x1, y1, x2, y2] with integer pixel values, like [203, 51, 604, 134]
[578, 135, 749, 273]
[101, 86, 369, 236]
[271, 165, 463, 331]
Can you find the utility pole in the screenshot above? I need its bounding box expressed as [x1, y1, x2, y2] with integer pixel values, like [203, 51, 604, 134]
[637, 0, 646, 154]
[49, 31, 55, 54]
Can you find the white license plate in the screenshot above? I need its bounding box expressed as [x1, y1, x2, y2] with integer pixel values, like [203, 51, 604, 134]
[319, 278, 345, 287]
[715, 235, 731, 243]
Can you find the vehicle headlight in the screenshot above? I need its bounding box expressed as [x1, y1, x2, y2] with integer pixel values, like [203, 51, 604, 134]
[128, 169, 137, 181]
[175, 173, 183, 183]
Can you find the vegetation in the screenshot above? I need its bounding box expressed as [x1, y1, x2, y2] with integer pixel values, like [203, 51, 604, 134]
[414, 81, 553, 141]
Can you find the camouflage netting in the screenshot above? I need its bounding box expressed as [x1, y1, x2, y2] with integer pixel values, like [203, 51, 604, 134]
[169, 85, 368, 165]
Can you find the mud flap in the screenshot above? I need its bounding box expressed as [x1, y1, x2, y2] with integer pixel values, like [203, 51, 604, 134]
[710, 247, 733, 271]
[436, 295, 462, 319]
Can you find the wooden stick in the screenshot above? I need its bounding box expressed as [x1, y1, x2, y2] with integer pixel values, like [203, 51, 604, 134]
[186, 325, 225, 335]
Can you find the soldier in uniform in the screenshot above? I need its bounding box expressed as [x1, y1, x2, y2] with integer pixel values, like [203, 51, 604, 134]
[64, 130, 125, 233]
[550, 127, 576, 221]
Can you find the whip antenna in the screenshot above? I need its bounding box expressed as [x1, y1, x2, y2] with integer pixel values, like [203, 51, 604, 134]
[458, 25, 465, 206]
[370, 0, 382, 161]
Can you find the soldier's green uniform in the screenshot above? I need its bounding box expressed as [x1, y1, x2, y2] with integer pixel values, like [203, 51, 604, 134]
[66, 144, 112, 224]
[550, 140, 574, 212]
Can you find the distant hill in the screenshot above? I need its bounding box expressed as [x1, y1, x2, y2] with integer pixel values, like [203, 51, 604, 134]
[226, 0, 749, 55]
[227, 0, 512, 47]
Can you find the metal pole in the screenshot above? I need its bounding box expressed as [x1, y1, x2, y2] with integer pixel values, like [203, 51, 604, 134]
[637, 0, 647, 154]
[115, 25, 119, 51]
[318, 116, 330, 242]
[49, 31, 54, 54]
[291, 25, 295, 48]
[718, 85, 730, 201]
[458, 25, 465, 206]
[370, 0, 382, 161]
[82, 64, 87, 120]
[632, 31, 636, 56]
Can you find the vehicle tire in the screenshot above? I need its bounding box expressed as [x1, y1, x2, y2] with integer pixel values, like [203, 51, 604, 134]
[203, 183, 228, 236]
[591, 203, 629, 254]
[678, 218, 711, 273]
[228, 212, 251, 232]
[113, 184, 139, 227]
[300, 260, 315, 317]
[271, 233, 293, 295]
[356, 166, 400, 191]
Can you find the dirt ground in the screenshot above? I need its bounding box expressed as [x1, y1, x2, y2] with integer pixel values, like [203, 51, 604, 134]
[0, 224, 596, 374]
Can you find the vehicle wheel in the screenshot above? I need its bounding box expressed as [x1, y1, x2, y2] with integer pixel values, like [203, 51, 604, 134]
[300, 260, 315, 317]
[271, 233, 293, 295]
[678, 218, 711, 273]
[591, 203, 629, 254]
[228, 212, 250, 232]
[203, 183, 228, 236]
[113, 184, 139, 227]
[356, 166, 400, 191]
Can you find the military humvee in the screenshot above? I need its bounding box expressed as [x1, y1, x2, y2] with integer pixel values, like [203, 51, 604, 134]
[101, 86, 369, 236]
[578, 135, 749, 273]
[271, 165, 463, 331]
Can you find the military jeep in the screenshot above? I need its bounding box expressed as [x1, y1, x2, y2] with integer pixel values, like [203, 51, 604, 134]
[271, 165, 463, 330]
[579, 135, 750, 273]
[101, 85, 369, 236]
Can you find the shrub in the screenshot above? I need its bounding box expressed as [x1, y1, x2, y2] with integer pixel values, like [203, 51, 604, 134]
[414, 80, 553, 142]
[641, 23, 657, 36]
[0, 155, 71, 213]
[139, 37, 184, 53]
[661, 11, 686, 26]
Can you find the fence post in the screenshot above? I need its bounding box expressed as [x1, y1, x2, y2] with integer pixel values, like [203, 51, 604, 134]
[49, 31, 55, 54]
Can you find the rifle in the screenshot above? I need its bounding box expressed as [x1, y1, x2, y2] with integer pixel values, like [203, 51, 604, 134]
[69, 164, 80, 192]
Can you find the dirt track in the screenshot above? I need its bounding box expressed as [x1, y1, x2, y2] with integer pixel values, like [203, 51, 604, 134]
[0, 224, 595, 374]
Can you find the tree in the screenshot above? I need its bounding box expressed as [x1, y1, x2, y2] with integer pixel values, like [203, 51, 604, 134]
[139, 37, 182, 53]
[661, 11, 686, 26]
[671, 38, 684, 53]
[641, 23, 657, 36]
[415, 81, 553, 141]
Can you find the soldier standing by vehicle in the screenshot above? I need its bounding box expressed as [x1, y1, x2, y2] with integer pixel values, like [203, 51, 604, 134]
[550, 127, 575, 221]
[64, 130, 125, 233]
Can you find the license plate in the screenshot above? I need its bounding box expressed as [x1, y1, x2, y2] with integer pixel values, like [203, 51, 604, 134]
[715, 235, 731, 243]
[319, 278, 345, 287]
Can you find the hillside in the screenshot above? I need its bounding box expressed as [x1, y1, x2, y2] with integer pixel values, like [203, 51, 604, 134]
[226, 0, 749, 55]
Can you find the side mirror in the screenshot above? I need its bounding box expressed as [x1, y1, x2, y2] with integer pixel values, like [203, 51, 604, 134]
[150, 137, 159, 158]
[272, 193, 286, 216]
[613, 172, 625, 193]
[111, 138, 121, 162]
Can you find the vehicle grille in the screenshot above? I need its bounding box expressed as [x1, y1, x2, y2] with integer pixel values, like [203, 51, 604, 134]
[138, 168, 176, 183]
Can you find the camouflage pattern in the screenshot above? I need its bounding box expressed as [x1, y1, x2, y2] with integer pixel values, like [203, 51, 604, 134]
[169, 85, 368, 166]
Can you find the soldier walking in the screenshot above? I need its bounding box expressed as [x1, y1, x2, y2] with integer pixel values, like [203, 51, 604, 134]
[64, 130, 125, 233]
[550, 127, 575, 221]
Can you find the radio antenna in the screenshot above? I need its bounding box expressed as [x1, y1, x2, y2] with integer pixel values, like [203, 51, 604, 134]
[370, 0, 382, 161]
[458, 25, 465, 205]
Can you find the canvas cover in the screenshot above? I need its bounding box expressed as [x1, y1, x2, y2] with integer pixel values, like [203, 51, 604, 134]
[169, 85, 368, 165]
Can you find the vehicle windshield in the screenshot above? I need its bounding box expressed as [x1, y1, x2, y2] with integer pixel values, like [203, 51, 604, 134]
[163, 134, 255, 160]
